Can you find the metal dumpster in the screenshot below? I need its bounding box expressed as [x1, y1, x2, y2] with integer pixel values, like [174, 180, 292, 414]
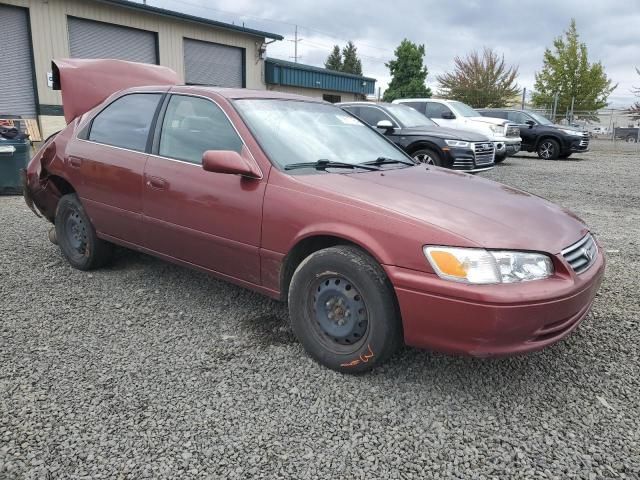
[0, 137, 31, 195]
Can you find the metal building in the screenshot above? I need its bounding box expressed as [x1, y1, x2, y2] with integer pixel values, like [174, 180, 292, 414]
[0, 0, 282, 137]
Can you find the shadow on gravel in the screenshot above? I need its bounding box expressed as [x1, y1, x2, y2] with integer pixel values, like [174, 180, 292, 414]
[242, 313, 296, 347]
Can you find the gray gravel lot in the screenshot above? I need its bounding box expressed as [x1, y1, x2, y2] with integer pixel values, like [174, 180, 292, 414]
[1, 140, 639, 479]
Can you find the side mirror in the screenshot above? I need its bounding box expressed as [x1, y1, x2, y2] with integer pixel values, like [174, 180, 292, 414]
[525, 120, 535, 127]
[376, 120, 395, 131]
[441, 111, 456, 120]
[202, 150, 261, 178]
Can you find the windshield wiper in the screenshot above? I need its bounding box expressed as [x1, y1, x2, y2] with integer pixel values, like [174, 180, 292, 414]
[284, 159, 380, 171]
[362, 156, 416, 166]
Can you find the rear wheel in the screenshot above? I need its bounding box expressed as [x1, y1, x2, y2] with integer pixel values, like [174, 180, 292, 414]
[412, 148, 442, 167]
[288, 246, 402, 373]
[627, 135, 638, 143]
[55, 193, 113, 270]
[537, 138, 560, 160]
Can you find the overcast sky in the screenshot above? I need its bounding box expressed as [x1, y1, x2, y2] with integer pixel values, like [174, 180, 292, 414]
[148, 0, 640, 107]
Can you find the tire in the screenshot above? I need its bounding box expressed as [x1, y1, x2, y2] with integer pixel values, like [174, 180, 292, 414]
[494, 153, 506, 164]
[55, 193, 113, 270]
[627, 135, 637, 143]
[288, 246, 402, 373]
[558, 152, 572, 159]
[537, 138, 560, 160]
[412, 148, 442, 167]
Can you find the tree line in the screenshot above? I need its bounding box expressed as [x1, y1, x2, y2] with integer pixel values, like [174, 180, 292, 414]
[324, 20, 634, 117]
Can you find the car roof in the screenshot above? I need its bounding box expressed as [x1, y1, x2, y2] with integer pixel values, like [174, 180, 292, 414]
[130, 85, 327, 102]
[337, 101, 395, 107]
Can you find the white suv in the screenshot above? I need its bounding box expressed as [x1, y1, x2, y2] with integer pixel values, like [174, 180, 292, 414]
[393, 99, 521, 162]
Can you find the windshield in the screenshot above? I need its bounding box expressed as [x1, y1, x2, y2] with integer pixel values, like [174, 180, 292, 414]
[234, 99, 410, 169]
[528, 111, 554, 125]
[450, 101, 481, 117]
[385, 104, 438, 128]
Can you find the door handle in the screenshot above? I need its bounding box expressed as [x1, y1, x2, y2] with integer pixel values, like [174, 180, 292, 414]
[146, 176, 167, 190]
[68, 157, 82, 168]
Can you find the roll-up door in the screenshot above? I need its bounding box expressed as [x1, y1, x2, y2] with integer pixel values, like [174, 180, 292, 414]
[184, 38, 244, 87]
[0, 5, 36, 117]
[67, 17, 157, 64]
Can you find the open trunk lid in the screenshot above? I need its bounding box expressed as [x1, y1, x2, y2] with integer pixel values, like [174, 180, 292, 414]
[52, 58, 178, 123]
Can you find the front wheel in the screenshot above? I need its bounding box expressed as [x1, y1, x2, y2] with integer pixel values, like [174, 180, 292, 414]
[288, 246, 402, 373]
[412, 148, 442, 167]
[494, 153, 506, 164]
[55, 193, 113, 270]
[627, 135, 638, 143]
[537, 139, 560, 160]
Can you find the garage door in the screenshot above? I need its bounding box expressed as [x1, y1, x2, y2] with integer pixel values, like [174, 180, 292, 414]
[67, 17, 157, 64]
[0, 5, 36, 117]
[184, 39, 244, 87]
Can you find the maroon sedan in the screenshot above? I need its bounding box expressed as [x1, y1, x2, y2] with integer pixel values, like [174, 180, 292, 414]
[24, 59, 605, 373]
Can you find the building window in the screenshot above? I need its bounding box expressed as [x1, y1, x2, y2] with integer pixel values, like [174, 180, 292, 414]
[322, 94, 341, 104]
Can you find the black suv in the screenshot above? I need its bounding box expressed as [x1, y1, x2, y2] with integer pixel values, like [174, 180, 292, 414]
[478, 109, 589, 159]
[339, 102, 495, 172]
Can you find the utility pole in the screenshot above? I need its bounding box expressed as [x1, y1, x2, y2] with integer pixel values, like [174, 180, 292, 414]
[521, 87, 526, 110]
[570, 96, 575, 123]
[288, 25, 303, 63]
[552, 92, 559, 121]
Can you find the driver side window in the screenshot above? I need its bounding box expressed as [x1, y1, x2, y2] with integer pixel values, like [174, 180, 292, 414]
[425, 102, 452, 119]
[158, 95, 243, 165]
[508, 111, 529, 124]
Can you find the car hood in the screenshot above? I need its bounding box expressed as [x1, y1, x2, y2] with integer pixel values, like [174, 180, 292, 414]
[52, 58, 178, 123]
[399, 126, 490, 142]
[294, 167, 587, 254]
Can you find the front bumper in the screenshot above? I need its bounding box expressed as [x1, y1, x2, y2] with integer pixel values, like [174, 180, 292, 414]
[494, 138, 521, 156]
[569, 137, 590, 152]
[384, 250, 605, 357]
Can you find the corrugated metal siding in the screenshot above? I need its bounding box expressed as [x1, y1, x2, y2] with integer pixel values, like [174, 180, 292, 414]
[183, 38, 242, 87]
[265, 60, 375, 95]
[0, 4, 36, 116]
[68, 16, 157, 63]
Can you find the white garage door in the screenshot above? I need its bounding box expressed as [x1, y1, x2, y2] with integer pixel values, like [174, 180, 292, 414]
[184, 38, 244, 87]
[0, 4, 36, 117]
[67, 17, 158, 64]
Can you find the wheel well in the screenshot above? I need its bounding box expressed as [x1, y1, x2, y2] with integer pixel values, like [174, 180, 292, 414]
[407, 141, 440, 157]
[48, 175, 76, 196]
[280, 235, 373, 301]
[535, 135, 561, 149]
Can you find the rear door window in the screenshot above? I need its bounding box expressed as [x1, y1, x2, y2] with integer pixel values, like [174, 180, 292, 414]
[158, 95, 243, 164]
[89, 93, 162, 152]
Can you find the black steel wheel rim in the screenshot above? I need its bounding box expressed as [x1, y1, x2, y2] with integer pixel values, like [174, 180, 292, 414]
[64, 210, 88, 255]
[309, 275, 369, 351]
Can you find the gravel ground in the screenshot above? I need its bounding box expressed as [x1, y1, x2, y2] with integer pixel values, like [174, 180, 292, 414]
[1, 139, 639, 479]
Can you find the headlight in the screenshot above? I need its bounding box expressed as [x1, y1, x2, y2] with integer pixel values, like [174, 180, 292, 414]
[489, 125, 503, 134]
[423, 246, 553, 284]
[445, 139, 470, 148]
[560, 129, 582, 136]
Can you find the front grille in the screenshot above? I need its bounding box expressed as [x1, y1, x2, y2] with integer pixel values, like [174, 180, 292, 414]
[561, 233, 597, 273]
[472, 142, 495, 166]
[452, 158, 475, 169]
[578, 133, 589, 147]
[506, 125, 520, 137]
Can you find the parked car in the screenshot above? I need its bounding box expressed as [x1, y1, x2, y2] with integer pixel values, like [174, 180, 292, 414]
[590, 126, 608, 137]
[24, 59, 605, 373]
[478, 109, 590, 159]
[614, 126, 639, 143]
[338, 102, 495, 172]
[392, 98, 521, 162]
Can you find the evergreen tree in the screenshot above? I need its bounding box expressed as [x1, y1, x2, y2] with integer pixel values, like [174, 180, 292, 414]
[324, 45, 343, 72]
[383, 39, 431, 102]
[341, 41, 363, 75]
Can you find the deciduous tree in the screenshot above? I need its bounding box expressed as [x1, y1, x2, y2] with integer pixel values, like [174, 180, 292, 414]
[436, 47, 519, 107]
[531, 19, 616, 117]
